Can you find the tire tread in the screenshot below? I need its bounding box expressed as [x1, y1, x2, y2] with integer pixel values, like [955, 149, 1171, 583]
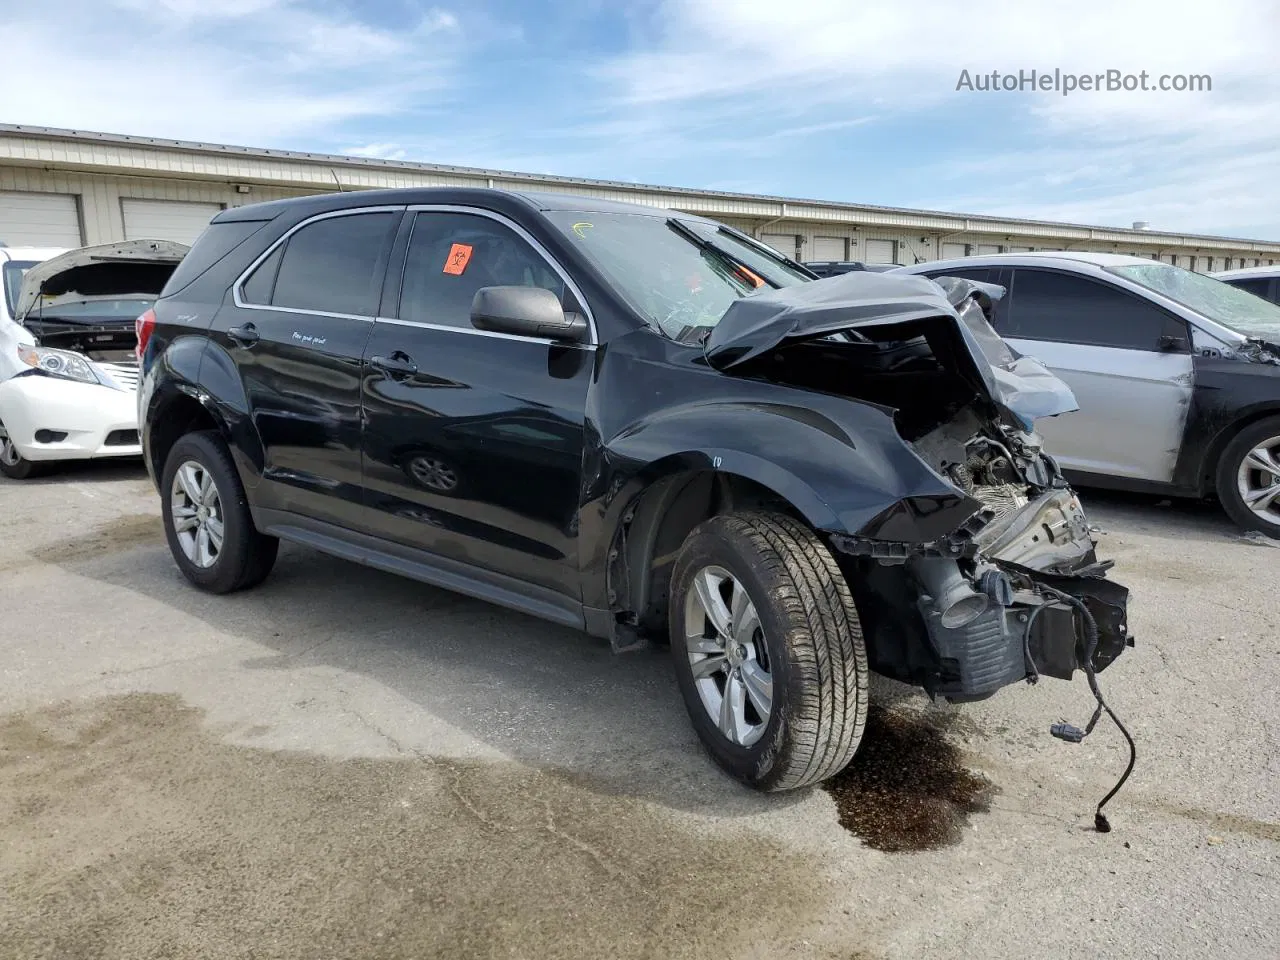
[671, 509, 868, 791]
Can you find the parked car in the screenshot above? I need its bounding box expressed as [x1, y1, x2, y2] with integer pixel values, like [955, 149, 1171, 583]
[0, 240, 188, 479]
[899, 253, 1280, 537]
[1211, 265, 1280, 306]
[140, 189, 1129, 792]
[804, 260, 897, 277]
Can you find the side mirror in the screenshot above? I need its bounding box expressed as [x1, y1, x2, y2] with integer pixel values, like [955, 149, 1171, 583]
[470, 286, 589, 343]
[1158, 334, 1189, 353]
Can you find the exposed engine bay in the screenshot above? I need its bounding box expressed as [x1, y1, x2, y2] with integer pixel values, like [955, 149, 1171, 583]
[874, 402, 1132, 703]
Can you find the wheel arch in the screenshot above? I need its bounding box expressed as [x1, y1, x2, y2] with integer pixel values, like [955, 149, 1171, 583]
[143, 336, 264, 491]
[144, 387, 225, 487]
[605, 459, 822, 640]
[1197, 403, 1280, 494]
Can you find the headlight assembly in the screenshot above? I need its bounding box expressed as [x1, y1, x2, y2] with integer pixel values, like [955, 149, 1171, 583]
[16, 345, 102, 385]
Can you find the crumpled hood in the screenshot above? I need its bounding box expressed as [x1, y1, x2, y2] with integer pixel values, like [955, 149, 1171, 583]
[704, 270, 1079, 429]
[15, 239, 189, 322]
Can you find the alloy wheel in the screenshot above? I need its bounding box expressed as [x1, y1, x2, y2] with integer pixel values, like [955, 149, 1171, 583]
[170, 460, 225, 568]
[1236, 435, 1280, 525]
[684, 565, 773, 747]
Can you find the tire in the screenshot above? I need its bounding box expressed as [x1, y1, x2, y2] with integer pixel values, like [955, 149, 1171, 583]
[160, 430, 279, 594]
[0, 420, 46, 480]
[1216, 416, 1280, 538]
[669, 511, 868, 792]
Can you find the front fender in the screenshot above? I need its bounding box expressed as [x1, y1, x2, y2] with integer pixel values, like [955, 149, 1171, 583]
[1173, 356, 1280, 493]
[600, 400, 973, 541]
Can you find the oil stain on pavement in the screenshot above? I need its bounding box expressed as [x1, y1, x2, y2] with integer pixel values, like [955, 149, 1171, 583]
[823, 706, 996, 852]
[0, 694, 850, 960]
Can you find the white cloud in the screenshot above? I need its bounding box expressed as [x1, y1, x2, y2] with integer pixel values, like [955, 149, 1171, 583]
[5, 1, 462, 144]
[591, 0, 1280, 236]
[344, 143, 409, 161]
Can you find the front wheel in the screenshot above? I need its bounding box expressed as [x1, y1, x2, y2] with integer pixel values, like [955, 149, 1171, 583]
[161, 431, 279, 593]
[1217, 416, 1280, 538]
[669, 511, 869, 792]
[0, 420, 45, 480]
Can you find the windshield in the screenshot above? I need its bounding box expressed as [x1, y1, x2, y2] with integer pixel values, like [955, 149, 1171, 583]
[546, 212, 807, 340]
[1108, 263, 1280, 340]
[2, 260, 38, 319]
[24, 297, 155, 322]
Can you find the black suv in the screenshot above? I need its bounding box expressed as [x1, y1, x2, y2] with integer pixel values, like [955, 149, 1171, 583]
[139, 188, 1130, 792]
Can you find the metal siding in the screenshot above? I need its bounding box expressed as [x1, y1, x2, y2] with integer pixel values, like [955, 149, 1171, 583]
[7, 126, 1280, 258]
[0, 190, 83, 246]
[4, 126, 1280, 265]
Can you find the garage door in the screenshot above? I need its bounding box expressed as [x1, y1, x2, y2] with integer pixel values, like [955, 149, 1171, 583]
[812, 237, 846, 260]
[122, 199, 222, 245]
[975, 244, 1001, 255]
[761, 233, 797, 259]
[941, 242, 968, 259]
[0, 191, 83, 247]
[864, 239, 896, 264]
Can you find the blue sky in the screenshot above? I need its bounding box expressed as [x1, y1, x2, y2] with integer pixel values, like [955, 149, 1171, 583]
[8, 0, 1280, 238]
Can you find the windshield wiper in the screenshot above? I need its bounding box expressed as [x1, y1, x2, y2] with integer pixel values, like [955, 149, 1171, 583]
[665, 218, 780, 290]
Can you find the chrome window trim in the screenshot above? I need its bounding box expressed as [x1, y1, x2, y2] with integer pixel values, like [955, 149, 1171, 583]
[401, 203, 598, 345]
[232, 205, 406, 320]
[372, 315, 597, 349]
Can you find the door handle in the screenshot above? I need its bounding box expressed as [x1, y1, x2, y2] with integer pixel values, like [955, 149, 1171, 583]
[370, 351, 418, 378]
[227, 323, 260, 346]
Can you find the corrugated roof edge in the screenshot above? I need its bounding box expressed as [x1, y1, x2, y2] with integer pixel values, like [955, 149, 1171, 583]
[3, 122, 1278, 248]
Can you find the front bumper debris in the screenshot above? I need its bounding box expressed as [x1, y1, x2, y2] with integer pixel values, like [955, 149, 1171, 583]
[915, 563, 1130, 702]
[833, 487, 1131, 703]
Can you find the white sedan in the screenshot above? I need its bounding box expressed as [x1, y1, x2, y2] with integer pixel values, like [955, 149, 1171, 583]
[0, 240, 187, 479]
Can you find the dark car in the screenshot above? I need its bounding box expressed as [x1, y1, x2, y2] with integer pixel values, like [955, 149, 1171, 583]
[804, 260, 898, 278]
[901, 254, 1280, 538]
[139, 189, 1130, 792]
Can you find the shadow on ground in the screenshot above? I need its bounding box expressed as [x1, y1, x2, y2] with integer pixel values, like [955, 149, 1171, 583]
[0, 457, 147, 487]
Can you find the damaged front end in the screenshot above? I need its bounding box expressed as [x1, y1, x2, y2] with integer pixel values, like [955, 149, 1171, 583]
[705, 271, 1131, 703]
[833, 407, 1131, 702]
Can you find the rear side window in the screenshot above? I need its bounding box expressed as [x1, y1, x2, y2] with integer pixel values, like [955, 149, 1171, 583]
[162, 219, 268, 295]
[1007, 269, 1187, 351]
[240, 245, 283, 305]
[397, 212, 565, 329]
[269, 212, 397, 316]
[1227, 277, 1275, 302]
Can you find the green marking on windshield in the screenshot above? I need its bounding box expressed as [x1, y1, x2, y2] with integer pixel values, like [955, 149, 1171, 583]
[571, 222, 594, 239]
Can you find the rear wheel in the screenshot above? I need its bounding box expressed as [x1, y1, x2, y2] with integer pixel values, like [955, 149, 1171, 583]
[1217, 416, 1280, 538]
[161, 431, 278, 593]
[669, 511, 868, 792]
[0, 420, 44, 480]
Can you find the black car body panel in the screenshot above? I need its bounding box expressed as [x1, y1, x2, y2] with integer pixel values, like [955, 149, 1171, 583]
[141, 187, 1130, 703]
[1171, 352, 1280, 493]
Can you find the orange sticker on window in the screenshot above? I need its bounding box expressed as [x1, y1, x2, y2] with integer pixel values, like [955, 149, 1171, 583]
[443, 243, 473, 275]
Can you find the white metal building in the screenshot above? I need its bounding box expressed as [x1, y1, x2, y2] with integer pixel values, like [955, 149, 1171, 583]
[2, 124, 1278, 272]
